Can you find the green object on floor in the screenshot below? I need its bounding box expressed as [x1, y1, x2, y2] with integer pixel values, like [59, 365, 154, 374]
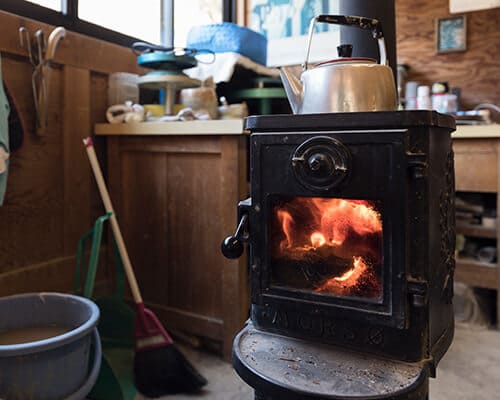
[75, 212, 137, 400]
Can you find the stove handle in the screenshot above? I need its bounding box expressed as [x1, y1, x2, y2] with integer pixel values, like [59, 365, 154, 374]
[221, 212, 249, 259]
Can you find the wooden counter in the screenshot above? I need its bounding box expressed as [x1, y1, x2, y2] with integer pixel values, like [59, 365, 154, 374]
[452, 125, 500, 325]
[96, 120, 248, 359]
[452, 124, 500, 138]
[95, 119, 244, 136]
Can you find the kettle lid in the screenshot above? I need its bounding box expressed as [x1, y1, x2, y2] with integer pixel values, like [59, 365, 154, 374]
[315, 44, 376, 67]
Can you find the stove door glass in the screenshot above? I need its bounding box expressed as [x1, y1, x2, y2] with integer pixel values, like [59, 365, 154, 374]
[270, 196, 383, 301]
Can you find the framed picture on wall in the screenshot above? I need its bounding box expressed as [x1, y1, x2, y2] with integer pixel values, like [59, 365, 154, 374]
[436, 15, 467, 53]
[248, 0, 341, 66]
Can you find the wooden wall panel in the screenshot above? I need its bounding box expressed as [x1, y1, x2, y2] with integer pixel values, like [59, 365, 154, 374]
[63, 66, 91, 254]
[0, 55, 64, 274]
[0, 10, 141, 296]
[396, 0, 500, 109]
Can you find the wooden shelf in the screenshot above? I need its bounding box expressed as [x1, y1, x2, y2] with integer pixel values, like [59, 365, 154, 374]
[456, 222, 497, 239]
[455, 258, 498, 289]
[453, 135, 500, 325]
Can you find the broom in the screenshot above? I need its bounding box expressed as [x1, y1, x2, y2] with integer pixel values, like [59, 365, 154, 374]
[83, 137, 207, 397]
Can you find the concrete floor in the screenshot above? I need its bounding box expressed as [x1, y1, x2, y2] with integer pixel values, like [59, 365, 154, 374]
[136, 322, 500, 400]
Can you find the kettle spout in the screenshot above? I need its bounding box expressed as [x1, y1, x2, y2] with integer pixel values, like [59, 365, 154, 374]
[279, 67, 303, 114]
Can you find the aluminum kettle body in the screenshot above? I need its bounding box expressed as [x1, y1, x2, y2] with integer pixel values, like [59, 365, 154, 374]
[280, 15, 398, 114]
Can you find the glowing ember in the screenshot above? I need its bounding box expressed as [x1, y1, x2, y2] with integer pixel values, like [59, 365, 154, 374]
[315, 256, 381, 298]
[272, 197, 383, 300]
[331, 257, 365, 284]
[310, 232, 326, 247]
[334, 258, 362, 282]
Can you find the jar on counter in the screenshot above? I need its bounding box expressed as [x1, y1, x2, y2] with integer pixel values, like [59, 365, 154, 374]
[431, 82, 447, 113]
[404, 81, 419, 110]
[416, 85, 431, 110]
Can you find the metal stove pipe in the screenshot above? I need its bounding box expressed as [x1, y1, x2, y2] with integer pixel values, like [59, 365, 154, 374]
[339, 0, 397, 81]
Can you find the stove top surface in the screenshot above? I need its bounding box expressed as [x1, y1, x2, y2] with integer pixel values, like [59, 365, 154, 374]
[244, 110, 456, 132]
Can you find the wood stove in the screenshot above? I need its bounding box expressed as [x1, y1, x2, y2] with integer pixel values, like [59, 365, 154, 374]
[222, 111, 456, 400]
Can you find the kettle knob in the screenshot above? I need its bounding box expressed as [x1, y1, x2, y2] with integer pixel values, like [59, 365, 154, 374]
[337, 44, 353, 58]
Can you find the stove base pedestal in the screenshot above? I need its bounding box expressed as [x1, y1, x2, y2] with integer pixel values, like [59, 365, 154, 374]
[233, 322, 429, 400]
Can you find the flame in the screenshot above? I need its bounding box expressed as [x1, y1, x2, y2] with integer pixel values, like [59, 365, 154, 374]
[277, 210, 294, 250]
[315, 198, 382, 245]
[273, 197, 383, 300]
[334, 256, 367, 283]
[315, 256, 380, 297]
[310, 232, 326, 247]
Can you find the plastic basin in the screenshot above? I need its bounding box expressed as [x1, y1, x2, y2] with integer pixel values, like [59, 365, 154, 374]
[0, 292, 101, 400]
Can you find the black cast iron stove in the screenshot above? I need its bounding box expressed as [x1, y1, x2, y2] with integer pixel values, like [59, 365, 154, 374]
[222, 111, 456, 400]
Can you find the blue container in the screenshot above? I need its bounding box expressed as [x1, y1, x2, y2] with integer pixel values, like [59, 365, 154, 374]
[187, 22, 268, 65]
[0, 293, 101, 400]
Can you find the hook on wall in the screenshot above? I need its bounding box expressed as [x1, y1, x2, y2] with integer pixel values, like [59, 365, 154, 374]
[17, 26, 67, 134]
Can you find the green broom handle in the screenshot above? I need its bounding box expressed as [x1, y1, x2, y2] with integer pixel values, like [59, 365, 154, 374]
[83, 137, 143, 304]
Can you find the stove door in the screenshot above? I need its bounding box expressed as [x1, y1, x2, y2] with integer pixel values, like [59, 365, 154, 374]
[250, 130, 409, 330]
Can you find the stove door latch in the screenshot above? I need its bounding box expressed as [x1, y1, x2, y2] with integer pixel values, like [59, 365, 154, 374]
[221, 198, 251, 259]
[407, 279, 429, 307]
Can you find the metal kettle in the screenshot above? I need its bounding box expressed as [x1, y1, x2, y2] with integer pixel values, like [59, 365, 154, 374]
[280, 15, 397, 114]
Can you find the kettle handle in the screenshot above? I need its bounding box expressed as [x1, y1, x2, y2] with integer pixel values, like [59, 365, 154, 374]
[303, 15, 388, 70]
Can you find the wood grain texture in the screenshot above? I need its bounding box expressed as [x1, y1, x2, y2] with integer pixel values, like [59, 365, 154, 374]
[453, 139, 497, 192]
[0, 55, 64, 273]
[453, 135, 500, 324]
[63, 66, 91, 254]
[396, 0, 500, 109]
[496, 141, 500, 325]
[106, 134, 248, 359]
[0, 11, 141, 296]
[220, 135, 249, 359]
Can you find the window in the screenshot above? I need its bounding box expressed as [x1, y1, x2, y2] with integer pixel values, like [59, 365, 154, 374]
[174, 0, 223, 46]
[1, 0, 234, 48]
[78, 0, 163, 45]
[26, 0, 61, 11]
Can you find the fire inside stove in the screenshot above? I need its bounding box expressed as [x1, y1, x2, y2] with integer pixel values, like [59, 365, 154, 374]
[270, 196, 383, 301]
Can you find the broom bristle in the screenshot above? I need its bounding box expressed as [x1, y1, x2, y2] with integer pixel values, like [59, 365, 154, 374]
[134, 344, 208, 397]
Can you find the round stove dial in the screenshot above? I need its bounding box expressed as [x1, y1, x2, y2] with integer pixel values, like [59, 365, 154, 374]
[291, 136, 350, 191]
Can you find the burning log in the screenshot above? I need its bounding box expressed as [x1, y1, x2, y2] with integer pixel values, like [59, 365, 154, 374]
[272, 247, 353, 288]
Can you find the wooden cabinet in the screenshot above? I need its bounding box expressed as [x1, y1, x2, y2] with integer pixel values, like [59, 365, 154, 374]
[453, 126, 500, 324]
[95, 121, 248, 359]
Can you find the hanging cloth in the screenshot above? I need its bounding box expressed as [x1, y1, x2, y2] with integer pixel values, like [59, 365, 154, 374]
[0, 53, 11, 205]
